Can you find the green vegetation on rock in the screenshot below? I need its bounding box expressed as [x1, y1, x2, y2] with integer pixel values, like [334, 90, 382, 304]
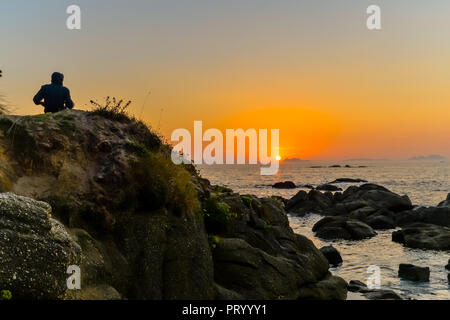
[202, 196, 237, 233]
[0, 290, 12, 300]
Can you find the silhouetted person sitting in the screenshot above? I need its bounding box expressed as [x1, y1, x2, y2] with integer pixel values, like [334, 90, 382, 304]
[33, 72, 74, 113]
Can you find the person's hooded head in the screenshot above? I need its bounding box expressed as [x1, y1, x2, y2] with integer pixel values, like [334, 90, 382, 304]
[51, 72, 64, 86]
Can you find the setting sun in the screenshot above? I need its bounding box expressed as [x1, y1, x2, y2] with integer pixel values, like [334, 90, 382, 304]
[276, 155, 281, 161]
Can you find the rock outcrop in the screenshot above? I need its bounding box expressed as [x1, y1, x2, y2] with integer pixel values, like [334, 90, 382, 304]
[0, 193, 81, 299]
[0, 110, 216, 300]
[395, 207, 450, 228]
[316, 184, 342, 192]
[287, 184, 412, 230]
[211, 193, 347, 299]
[0, 110, 346, 300]
[438, 193, 450, 208]
[272, 181, 296, 189]
[320, 245, 343, 267]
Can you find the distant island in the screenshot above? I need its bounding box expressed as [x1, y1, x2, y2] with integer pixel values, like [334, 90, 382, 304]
[409, 155, 447, 161]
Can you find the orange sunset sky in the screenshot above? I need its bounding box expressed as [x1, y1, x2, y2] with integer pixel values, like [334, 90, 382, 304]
[1, 0, 450, 160]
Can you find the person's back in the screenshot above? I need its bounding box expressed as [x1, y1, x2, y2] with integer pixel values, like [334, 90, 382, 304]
[33, 72, 74, 113]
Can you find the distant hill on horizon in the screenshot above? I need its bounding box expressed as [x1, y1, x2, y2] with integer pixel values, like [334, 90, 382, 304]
[408, 154, 447, 161]
[343, 158, 390, 162]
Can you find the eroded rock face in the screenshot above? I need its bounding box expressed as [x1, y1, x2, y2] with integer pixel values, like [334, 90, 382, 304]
[0, 193, 81, 299]
[438, 193, 450, 208]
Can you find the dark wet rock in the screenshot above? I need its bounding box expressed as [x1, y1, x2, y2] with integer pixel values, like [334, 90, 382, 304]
[286, 183, 412, 220]
[438, 193, 450, 208]
[299, 184, 315, 189]
[365, 215, 396, 230]
[0, 111, 349, 300]
[320, 245, 343, 266]
[347, 280, 402, 300]
[446, 259, 450, 270]
[286, 189, 333, 216]
[295, 273, 348, 300]
[395, 206, 450, 227]
[313, 216, 376, 240]
[364, 290, 403, 300]
[347, 280, 367, 292]
[392, 223, 450, 250]
[398, 264, 430, 282]
[329, 178, 368, 184]
[272, 181, 296, 189]
[213, 194, 347, 299]
[329, 165, 341, 168]
[317, 184, 342, 192]
[0, 193, 81, 299]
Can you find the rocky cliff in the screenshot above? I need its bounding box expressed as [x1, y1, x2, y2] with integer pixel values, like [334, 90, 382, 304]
[0, 110, 346, 300]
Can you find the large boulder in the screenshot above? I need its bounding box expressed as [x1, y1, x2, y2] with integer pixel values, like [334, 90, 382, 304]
[316, 184, 342, 192]
[272, 181, 296, 189]
[392, 223, 450, 250]
[286, 190, 333, 216]
[339, 184, 412, 213]
[328, 178, 368, 184]
[438, 193, 450, 208]
[347, 280, 402, 300]
[0, 111, 217, 300]
[0, 193, 81, 299]
[213, 194, 348, 299]
[395, 206, 450, 228]
[286, 184, 412, 221]
[398, 264, 430, 282]
[313, 216, 377, 240]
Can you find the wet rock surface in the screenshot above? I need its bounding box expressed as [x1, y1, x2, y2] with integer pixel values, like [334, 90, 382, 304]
[392, 223, 450, 251]
[398, 264, 430, 282]
[320, 245, 343, 267]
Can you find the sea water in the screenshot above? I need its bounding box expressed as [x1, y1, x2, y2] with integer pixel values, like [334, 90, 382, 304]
[198, 160, 450, 300]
